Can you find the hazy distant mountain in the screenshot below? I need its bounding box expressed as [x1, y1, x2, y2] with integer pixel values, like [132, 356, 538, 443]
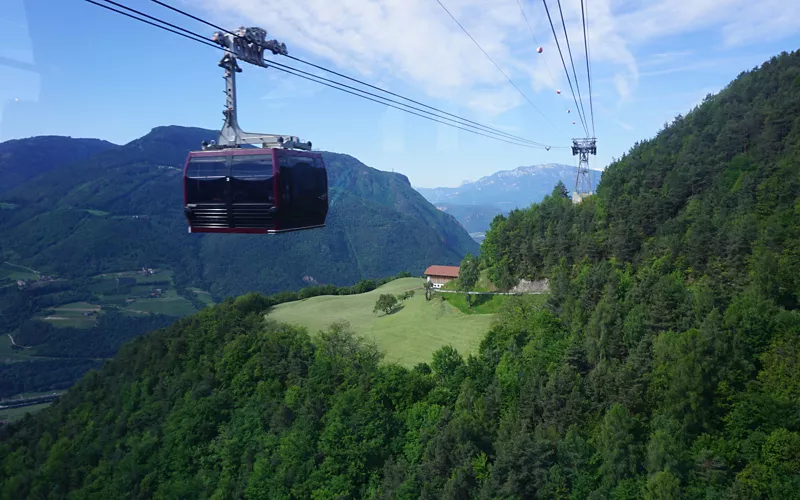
[431, 203, 505, 242]
[417, 163, 596, 209]
[416, 163, 603, 240]
[0, 136, 117, 194]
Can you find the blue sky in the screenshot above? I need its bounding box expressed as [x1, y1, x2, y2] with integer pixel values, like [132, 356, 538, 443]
[2, 0, 799, 188]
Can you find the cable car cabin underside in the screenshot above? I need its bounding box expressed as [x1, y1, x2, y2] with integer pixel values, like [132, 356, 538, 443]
[183, 148, 328, 234]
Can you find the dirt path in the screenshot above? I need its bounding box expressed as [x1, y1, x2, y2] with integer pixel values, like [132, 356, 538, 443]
[3, 261, 38, 274]
[7, 334, 30, 349]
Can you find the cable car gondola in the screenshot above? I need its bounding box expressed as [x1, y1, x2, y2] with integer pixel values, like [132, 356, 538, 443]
[183, 27, 328, 234]
[184, 146, 328, 234]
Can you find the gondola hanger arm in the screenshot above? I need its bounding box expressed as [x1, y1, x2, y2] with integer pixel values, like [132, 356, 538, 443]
[206, 27, 312, 151]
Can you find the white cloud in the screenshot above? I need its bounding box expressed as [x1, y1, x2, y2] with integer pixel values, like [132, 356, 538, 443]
[465, 87, 523, 115]
[619, 0, 800, 46]
[613, 73, 632, 102]
[188, 0, 799, 116]
[720, 0, 800, 47]
[641, 50, 695, 68]
[616, 119, 634, 131]
[259, 69, 323, 107]
[191, 0, 637, 114]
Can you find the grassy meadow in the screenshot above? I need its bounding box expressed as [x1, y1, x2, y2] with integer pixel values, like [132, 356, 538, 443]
[267, 277, 496, 367]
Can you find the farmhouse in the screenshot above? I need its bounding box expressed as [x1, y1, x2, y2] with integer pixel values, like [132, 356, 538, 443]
[423, 265, 460, 289]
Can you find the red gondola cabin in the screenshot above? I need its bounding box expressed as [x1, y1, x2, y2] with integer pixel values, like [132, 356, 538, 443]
[183, 148, 328, 234]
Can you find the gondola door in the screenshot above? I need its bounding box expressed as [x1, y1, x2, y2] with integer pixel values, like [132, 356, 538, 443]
[185, 153, 231, 229]
[229, 152, 276, 230]
[277, 152, 327, 231]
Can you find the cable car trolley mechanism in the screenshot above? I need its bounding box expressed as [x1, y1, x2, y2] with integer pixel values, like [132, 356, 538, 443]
[183, 26, 328, 234]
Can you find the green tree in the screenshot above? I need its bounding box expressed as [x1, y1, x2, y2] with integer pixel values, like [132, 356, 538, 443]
[424, 280, 433, 301]
[373, 293, 398, 315]
[430, 345, 463, 382]
[459, 252, 480, 308]
[554, 180, 570, 199]
[644, 471, 681, 500]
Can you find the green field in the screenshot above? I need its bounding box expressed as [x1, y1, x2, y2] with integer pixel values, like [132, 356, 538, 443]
[0, 262, 39, 281]
[1, 390, 64, 400]
[268, 278, 496, 367]
[79, 209, 109, 217]
[37, 302, 100, 328]
[83, 269, 203, 318]
[0, 336, 37, 361]
[0, 402, 53, 422]
[189, 288, 215, 305]
[441, 292, 512, 314]
[57, 302, 100, 311]
[91, 269, 172, 283]
[438, 271, 517, 314]
[122, 289, 197, 316]
[135, 270, 174, 284]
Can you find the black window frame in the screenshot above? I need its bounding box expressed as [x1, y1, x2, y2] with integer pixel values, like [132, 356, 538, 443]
[186, 155, 229, 179]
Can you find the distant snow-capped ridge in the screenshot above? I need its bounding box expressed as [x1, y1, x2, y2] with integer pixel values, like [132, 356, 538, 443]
[475, 163, 575, 184]
[415, 161, 604, 210]
[415, 162, 605, 236]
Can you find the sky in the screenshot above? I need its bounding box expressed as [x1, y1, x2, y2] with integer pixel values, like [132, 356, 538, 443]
[1, 0, 799, 188]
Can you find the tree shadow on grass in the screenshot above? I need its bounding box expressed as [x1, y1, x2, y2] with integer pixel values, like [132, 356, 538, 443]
[384, 304, 405, 316]
[469, 294, 493, 308]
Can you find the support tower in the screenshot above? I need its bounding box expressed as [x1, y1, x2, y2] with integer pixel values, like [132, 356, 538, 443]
[571, 137, 597, 203]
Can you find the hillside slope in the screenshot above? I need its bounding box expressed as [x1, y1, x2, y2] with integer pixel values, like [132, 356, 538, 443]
[0, 126, 478, 297]
[0, 136, 117, 195]
[2, 51, 799, 499]
[268, 277, 493, 366]
[477, 50, 800, 496]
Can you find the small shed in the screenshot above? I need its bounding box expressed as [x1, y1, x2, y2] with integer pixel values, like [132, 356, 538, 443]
[423, 265, 460, 289]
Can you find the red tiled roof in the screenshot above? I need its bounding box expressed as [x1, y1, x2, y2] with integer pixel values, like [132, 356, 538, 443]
[424, 265, 460, 278]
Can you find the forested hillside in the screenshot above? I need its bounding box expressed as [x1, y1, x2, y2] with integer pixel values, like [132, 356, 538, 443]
[0, 126, 477, 297]
[0, 136, 116, 195]
[2, 51, 799, 499]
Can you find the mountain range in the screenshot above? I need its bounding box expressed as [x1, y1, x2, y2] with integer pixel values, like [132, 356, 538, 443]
[0, 126, 478, 298]
[415, 163, 604, 239]
[0, 136, 116, 195]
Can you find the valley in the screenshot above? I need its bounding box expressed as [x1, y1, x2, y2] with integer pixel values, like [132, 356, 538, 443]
[0, 262, 209, 399]
[0, 127, 480, 402]
[0, 128, 477, 298]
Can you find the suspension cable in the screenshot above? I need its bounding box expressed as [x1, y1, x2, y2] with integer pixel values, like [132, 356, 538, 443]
[514, 0, 571, 116]
[105, 0, 553, 147]
[432, 0, 566, 136]
[150, 0, 565, 147]
[541, 0, 588, 136]
[581, 0, 596, 137]
[88, 0, 562, 150]
[555, 0, 589, 135]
